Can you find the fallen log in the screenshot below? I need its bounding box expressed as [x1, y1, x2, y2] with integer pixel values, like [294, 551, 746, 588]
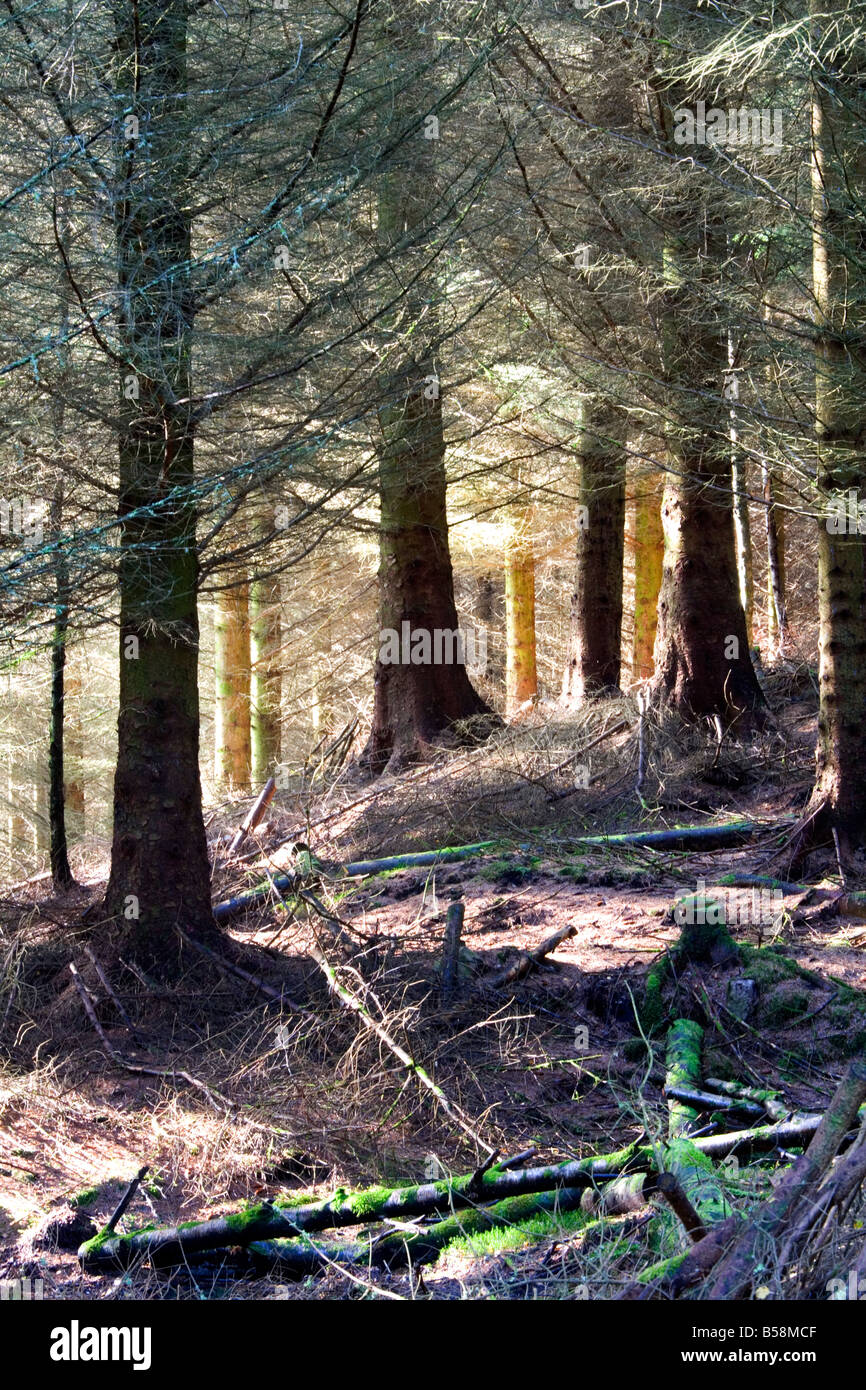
[488, 922, 577, 987]
[703, 1077, 788, 1123]
[664, 1084, 764, 1121]
[78, 1148, 634, 1271]
[253, 1206, 647, 1278]
[81, 1103, 854, 1274]
[227, 777, 276, 856]
[212, 840, 497, 922]
[568, 818, 791, 854]
[365, 1185, 591, 1268]
[580, 1171, 656, 1217]
[707, 1058, 866, 1299]
[665, 1020, 704, 1138]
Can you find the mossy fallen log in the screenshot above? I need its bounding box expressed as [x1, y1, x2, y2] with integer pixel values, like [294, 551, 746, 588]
[212, 841, 497, 921]
[82, 1090, 858, 1273]
[665, 1020, 704, 1137]
[707, 1059, 866, 1299]
[363, 1185, 591, 1268]
[77, 1146, 638, 1271]
[704, 1077, 788, 1123]
[664, 1084, 764, 1120]
[570, 820, 784, 854]
[713, 872, 807, 895]
[252, 1206, 642, 1276]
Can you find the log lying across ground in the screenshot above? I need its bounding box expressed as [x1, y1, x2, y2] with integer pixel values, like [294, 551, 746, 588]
[488, 922, 577, 987]
[212, 841, 497, 921]
[569, 818, 793, 854]
[212, 818, 795, 922]
[78, 1148, 636, 1271]
[78, 1103, 843, 1273]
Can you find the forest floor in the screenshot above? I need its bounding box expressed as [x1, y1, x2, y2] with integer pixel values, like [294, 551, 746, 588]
[3, 658, 866, 1299]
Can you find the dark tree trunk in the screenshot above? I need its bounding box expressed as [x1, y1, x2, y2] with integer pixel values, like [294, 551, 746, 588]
[48, 187, 74, 891]
[49, 479, 73, 891]
[359, 371, 493, 773]
[358, 98, 495, 774]
[649, 11, 765, 729]
[104, 0, 214, 963]
[562, 407, 626, 701]
[804, 6, 866, 855]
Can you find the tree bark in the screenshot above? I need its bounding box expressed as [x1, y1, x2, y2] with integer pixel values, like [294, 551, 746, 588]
[649, 7, 765, 729]
[64, 646, 85, 842]
[358, 58, 494, 774]
[250, 572, 281, 785]
[562, 407, 626, 700]
[48, 478, 73, 889]
[214, 584, 252, 794]
[631, 468, 664, 681]
[805, 0, 866, 853]
[104, 0, 214, 962]
[763, 464, 788, 657]
[505, 510, 537, 714]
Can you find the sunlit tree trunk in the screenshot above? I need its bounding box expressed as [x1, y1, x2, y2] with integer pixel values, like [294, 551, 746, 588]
[358, 39, 494, 773]
[729, 333, 754, 648]
[505, 511, 537, 715]
[49, 478, 74, 888]
[64, 647, 85, 841]
[214, 584, 252, 793]
[763, 464, 788, 657]
[250, 573, 281, 784]
[649, 7, 764, 728]
[631, 467, 664, 681]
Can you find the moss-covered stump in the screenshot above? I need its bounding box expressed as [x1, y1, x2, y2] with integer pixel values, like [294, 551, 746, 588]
[672, 899, 740, 964]
[639, 912, 739, 1034]
[640, 952, 672, 1034]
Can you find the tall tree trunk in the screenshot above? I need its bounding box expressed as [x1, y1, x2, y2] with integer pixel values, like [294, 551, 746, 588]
[47, 181, 74, 888]
[649, 13, 764, 729]
[562, 407, 626, 701]
[64, 647, 85, 841]
[104, 0, 214, 960]
[49, 478, 73, 889]
[358, 64, 494, 774]
[732, 458, 754, 651]
[505, 511, 537, 716]
[214, 584, 252, 793]
[250, 573, 281, 785]
[805, 0, 866, 853]
[631, 468, 664, 681]
[728, 332, 754, 649]
[763, 465, 788, 657]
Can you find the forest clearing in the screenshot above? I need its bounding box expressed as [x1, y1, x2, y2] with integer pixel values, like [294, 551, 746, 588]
[1, 0, 865, 1355]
